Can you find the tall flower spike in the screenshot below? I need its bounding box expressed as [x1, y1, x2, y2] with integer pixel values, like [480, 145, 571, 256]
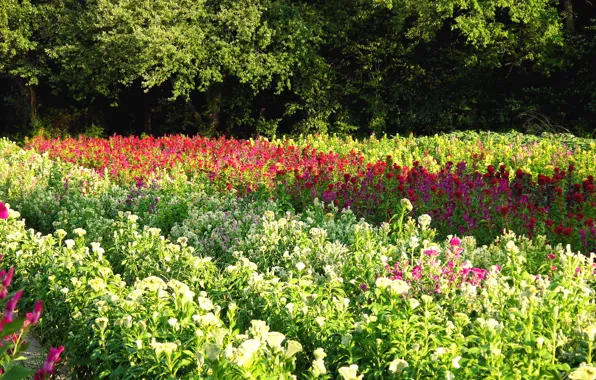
[24, 300, 43, 328]
[34, 346, 65, 380]
[3, 289, 24, 323]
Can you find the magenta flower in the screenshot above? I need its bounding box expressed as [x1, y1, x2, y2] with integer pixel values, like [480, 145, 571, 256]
[34, 346, 65, 380]
[24, 300, 43, 328]
[449, 237, 461, 247]
[424, 249, 439, 257]
[547, 253, 556, 260]
[2, 289, 23, 323]
[0, 267, 14, 299]
[411, 265, 423, 280]
[0, 202, 8, 219]
[2, 267, 14, 288]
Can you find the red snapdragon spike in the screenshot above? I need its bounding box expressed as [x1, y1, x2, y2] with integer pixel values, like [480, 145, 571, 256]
[0, 202, 8, 219]
[24, 300, 43, 328]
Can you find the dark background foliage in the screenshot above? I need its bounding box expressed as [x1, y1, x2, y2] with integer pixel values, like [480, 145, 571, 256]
[1, 0, 594, 139]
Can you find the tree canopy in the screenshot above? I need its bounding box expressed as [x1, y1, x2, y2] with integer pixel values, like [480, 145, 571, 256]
[1, 0, 594, 137]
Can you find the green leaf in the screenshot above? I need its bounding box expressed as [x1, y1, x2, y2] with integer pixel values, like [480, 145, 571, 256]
[1, 365, 36, 380]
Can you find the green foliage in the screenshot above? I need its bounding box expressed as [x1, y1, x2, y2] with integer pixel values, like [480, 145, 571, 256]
[0, 0, 595, 137]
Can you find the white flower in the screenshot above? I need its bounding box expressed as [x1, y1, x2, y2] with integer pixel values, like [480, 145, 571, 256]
[235, 339, 261, 367]
[89, 278, 107, 292]
[315, 317, 326, 327]
[151, 341, 177, 357]
[446, 371, 455, 380]
[167, 318, 178, 328]
[418, 214, 432, 228]
[54, 229, 67, 239]
[452, 356, 462, 369]
[296, 262, 306, 272]
[312, 358, 327, 376]
[431, 347, 449, 361]
[64, 239, 75, 249]
[313, 348, 326, 360]
[505, 240, 519, 254]
[250, 320, 270, 338]
[205, 342, 221, 360]
[135, 339, 143, 349]
[198, 297, 214, 311]
[536, 337, 545, 349]
[265, 332, 286, 350]
[73, 228, 86, 237]
[286, 303, 294, 314]
[400, 198, 413, 212]
[569, 364, 596, 380]
[127, 214, 139, 223]
[485, 318, 502, 332]
[409, 298, 420, 310]
[375, 277, 409, 295]
[197, 313, 221, 327]
[95, 317, 109, 329]
[338, 364, 363, 380]
[585, 325, 596, 342]
[148, 227, 161, 237]
[285, 340, 303, 358]
[389, 358, 408, 374]
[341, 334, 352, 346]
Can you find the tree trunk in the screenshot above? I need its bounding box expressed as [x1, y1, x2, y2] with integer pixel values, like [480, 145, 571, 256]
[12, 78, 38, 124]
[564, 0, 575, 33]
[26, 85, 38, 123]
[143, 94, 152, 135]
[206, 81, 224, 135]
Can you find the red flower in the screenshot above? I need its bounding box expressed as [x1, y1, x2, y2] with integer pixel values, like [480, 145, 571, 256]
[500, 206, 509, 217]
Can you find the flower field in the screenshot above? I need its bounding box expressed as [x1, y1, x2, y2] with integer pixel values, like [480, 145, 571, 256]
[0, 132, 595, 379]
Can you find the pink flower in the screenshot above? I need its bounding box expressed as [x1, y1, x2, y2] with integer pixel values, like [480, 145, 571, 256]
[24, 300, 43, 328]
[547, 253, 556, 260]
[34, 346, 65, 380]
[0, 267, 14, 299]
[0, 202, 8, 219]
[449, 237, 461, 247]
[424, 249, 439, 257]
[411, 266, 423, 280]
[2, 289, 23, 323]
